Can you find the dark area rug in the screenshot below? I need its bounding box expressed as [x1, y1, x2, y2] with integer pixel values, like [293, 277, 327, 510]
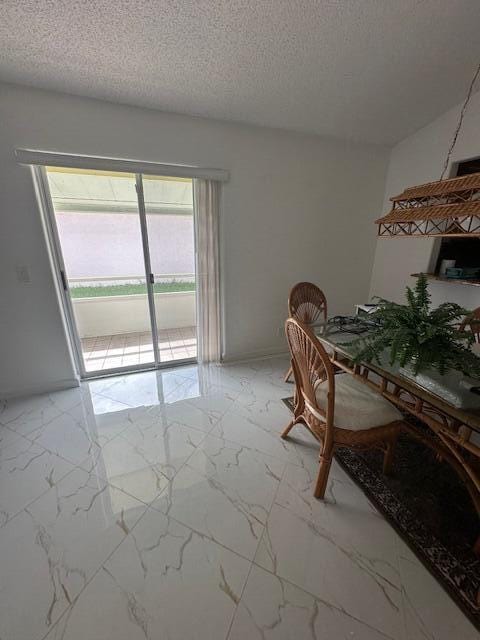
[282, 396, 480, 629]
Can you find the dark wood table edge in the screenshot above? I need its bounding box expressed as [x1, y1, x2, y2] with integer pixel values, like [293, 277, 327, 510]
[317, 334, 480, 518]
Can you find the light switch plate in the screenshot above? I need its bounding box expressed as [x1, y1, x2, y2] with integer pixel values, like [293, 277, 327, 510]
[15, 265, 31, 284]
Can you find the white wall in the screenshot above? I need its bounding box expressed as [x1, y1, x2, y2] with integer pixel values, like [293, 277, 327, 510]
[0, 82, 388, 397]
[369, 90, 480, 311]
[73, 292, 196, 338]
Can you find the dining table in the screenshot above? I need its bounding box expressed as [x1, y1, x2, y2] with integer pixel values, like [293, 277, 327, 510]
[313, 317, 480, 532]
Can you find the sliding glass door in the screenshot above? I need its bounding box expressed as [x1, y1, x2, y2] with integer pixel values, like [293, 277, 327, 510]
[142, 175, 197, 363]
[44, 167, 197, 377]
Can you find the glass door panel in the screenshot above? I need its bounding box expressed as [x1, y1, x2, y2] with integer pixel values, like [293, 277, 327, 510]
[142, 175, 197, 363]
[46, 168, 156, 374]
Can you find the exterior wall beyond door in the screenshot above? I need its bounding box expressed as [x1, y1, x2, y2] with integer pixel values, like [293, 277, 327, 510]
[56, 212, 195, 278]
[72, 291, 196, 337]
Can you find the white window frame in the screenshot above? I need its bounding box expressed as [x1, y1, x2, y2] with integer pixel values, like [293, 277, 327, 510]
[30, 158, 225, 379]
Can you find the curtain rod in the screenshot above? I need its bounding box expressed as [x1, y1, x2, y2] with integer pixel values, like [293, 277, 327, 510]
[15, 149, 229, 182]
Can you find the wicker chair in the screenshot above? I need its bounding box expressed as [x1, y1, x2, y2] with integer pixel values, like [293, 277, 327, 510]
[284, 282, 327, 382]
[460, 307, 480, 343]
[282, 318, 403, 499]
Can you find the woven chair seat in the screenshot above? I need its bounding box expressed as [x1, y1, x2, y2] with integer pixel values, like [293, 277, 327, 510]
[315, 374, 402, 431]
[282, 317, 402, 498]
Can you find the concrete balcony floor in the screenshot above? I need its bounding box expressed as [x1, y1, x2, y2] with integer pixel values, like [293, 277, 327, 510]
[81, 326, 196, 372]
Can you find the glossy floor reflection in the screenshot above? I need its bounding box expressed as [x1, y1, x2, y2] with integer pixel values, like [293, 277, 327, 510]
[0, 357, 476, 640]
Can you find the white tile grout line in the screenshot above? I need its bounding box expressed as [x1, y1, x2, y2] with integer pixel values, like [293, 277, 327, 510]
[3, 368, 400, 640]
[36, 418, 216, 640]
[223, 453, 289, 640]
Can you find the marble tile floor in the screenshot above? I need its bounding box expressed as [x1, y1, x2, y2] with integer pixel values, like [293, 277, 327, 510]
[0, 356, 477, 640]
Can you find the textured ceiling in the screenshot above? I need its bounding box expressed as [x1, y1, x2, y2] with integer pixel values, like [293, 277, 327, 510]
[1, 1, 480, 145]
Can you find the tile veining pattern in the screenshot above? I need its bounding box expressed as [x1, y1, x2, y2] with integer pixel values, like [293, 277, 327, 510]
[0, 358, 476, 639]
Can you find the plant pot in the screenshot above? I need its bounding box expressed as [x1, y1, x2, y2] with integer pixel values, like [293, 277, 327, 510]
[399, 363, 476, 409]
[399, 357, 421, 380]
[398, 365, 420, 382]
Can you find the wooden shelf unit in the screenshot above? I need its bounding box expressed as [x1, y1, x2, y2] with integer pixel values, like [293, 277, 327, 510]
[411, 273, 480, 287]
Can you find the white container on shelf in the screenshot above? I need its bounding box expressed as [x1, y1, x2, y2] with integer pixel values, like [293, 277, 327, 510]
[439, 259, 456, 276]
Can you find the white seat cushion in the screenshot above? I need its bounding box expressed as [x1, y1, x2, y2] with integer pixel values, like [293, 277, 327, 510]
[314, 374, 402, 431]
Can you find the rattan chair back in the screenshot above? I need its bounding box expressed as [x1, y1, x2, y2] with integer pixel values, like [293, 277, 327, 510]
[288, 282, 327, 326]
[285, 317, 335, 432]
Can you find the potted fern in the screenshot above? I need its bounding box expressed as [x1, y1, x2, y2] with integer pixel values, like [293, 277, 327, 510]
[349, 274, 480, 378]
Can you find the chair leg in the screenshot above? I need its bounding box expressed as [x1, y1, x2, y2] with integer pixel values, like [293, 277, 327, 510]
[382, 436, 397, 475]
[284, 366, 293, 383]
[281, 419, 297, 439]
[314, 448, 333, 499]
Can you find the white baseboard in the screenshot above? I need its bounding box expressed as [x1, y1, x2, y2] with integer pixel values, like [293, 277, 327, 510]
[0, 377, 80, 400]
[222, 346, 289, 364]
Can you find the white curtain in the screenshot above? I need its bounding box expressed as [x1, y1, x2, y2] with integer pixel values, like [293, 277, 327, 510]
[193, 179, 221, 362]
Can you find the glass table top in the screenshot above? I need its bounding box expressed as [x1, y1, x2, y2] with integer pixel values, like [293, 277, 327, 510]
[313, 319, 480, 433]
